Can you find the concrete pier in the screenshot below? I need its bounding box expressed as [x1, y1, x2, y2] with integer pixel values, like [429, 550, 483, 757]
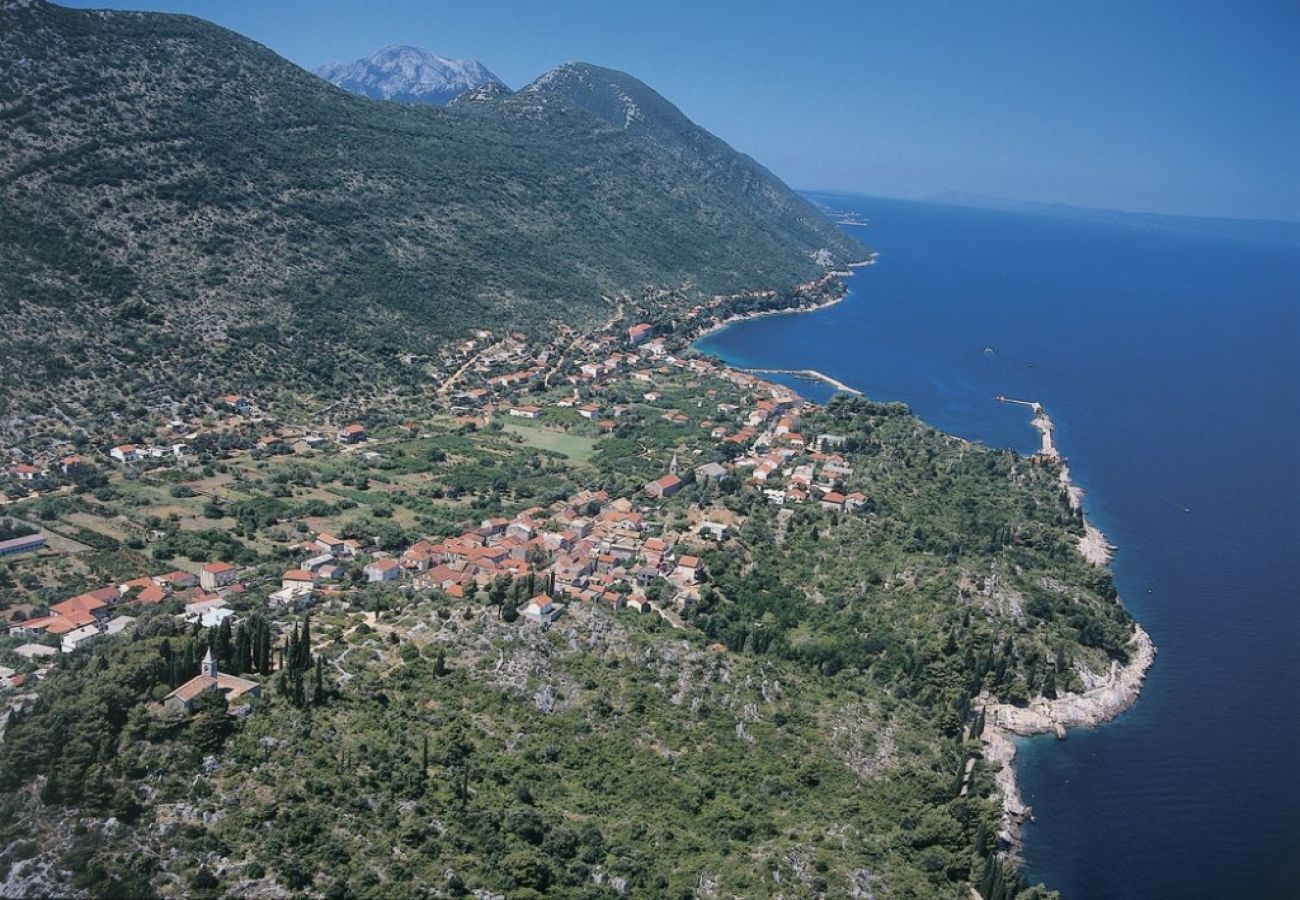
[738, 367, 863, 395]
[996, 395, 1059, 459]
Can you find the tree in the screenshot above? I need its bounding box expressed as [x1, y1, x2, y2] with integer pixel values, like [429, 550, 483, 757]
[443, 720, 474, 808]
[189, 690, 232, 752]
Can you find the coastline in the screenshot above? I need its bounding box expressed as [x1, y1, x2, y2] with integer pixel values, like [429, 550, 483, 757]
[732, 366, 863, 396]
[690, 285, 850, 343]
[979, 411, 1154, 856]
[690, 253, 875, 344]
[690, 296, 1156, 868]
[982, 624, 1157, 854]
[1061, 464, 1116, 566]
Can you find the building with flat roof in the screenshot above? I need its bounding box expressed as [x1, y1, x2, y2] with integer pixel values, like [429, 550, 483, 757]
[0, 533, 45, 557]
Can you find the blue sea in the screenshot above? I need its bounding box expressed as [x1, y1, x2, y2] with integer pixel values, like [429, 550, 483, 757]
[696, 194, 1300, 899]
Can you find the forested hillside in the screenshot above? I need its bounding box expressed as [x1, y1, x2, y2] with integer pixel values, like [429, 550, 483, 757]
[0, 0, 863, 430]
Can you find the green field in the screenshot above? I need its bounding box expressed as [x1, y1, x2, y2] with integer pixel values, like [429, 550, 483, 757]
[503, 422, 599, 462]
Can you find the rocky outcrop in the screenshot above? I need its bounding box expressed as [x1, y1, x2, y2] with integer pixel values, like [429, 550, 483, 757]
[1079, 522, 1115, 566]
[1060, 464, 1116, 567]
[981, 624, 1156, 851]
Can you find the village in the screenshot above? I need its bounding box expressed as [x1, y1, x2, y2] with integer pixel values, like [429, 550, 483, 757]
[0, 275, 874, 715]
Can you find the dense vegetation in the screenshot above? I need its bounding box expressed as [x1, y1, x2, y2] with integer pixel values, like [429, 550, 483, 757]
[0, 0, 863, 434]
[519, 62, 849, 263]
[0, 607, 1021, 899]
[0, 6, 1136, 898]
[687, 397, 1132, 715]
[0, 354, 1132, 897]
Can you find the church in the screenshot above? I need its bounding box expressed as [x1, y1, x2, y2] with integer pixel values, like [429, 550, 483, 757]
[163, 648, 262, 715]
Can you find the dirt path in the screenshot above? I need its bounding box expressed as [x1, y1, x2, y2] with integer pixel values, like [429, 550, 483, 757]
[438, 342, 500, 396]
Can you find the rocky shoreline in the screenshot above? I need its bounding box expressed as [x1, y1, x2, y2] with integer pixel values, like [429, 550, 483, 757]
[982, 623, 1156, 853]
[690, 276, 1156, 867]
[981, 453, 1153, 855]
[1060, 464, 1116, 566]
[971, 408, 1155, 855]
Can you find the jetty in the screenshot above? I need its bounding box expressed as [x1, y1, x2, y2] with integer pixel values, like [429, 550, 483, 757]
[738, 368, 862, 395]
[996, 395, 1059, 460]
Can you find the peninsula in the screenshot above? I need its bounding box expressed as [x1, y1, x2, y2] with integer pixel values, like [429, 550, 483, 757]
[0, 4, 1147, 898]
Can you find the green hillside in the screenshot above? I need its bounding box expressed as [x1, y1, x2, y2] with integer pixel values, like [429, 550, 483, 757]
[522, 62, 860, 266]
[0, 0, 864, 431]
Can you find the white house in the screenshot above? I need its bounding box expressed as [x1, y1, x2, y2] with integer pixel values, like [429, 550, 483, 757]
[282, 569, 319, 591]
[694, 462, 728, 483]
[13, 643, 58, 662]
[103, 615, 136, 636]
[183, 597, 229, 624]
[364, 558, 402, 583]
[520, 594, 565, 624]
[270, 585, 314, 607]
[61, 623, 102, 654]
[109, 445, 140, 464]
[697, 521, 730, 542]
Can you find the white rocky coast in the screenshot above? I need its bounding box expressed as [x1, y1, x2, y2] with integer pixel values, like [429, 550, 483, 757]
[983, 625, 1157, 851]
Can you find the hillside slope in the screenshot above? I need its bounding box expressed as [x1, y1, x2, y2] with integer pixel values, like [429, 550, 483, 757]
[523, 62, 861, 266]
[0, 1, 864, 433]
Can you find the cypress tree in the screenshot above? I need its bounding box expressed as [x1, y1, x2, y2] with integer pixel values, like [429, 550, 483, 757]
[951, 759, 966, 797]
[216, 616, 233, 667]
[260, 625, 273, 675]
[978, 852, 998, 897]
[300, 614, 313, 669]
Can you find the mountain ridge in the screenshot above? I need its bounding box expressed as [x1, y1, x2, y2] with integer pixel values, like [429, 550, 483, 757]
[0, 1, 865, 441]
[522, 62, 850, 263]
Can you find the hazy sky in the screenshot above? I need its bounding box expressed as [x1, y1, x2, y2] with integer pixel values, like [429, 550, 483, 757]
[62, 0, 1300, 220]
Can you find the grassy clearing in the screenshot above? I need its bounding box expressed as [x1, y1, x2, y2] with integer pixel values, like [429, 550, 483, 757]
[502, 422, 599, 462]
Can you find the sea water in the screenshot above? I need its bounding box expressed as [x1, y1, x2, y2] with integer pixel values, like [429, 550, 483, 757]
[695, 194, 1300, 899]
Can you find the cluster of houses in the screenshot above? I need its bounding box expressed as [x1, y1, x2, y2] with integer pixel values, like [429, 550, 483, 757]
[109, 443, 186, 464]
[7, 560, 249, 656]
[264, 486, 715, 622]
[0, 557, 267, 715]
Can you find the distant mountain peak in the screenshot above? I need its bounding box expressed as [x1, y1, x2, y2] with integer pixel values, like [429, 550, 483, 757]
[314, 44, 504, 105]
